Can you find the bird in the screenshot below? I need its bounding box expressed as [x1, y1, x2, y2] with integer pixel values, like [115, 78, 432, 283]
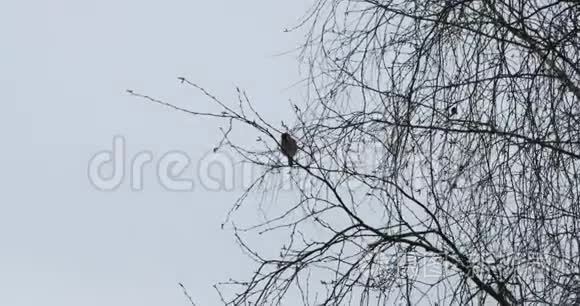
[280, 133, 298, 166]
[450, 106, 457, 116]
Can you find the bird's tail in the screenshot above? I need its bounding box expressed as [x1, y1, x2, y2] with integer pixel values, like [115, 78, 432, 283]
[288, 157, 293, 167]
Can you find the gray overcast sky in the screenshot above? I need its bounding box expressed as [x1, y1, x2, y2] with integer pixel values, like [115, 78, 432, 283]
[0, 1, 309, 305]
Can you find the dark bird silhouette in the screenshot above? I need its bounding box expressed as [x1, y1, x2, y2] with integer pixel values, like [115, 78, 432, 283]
[450, 106, 457, 116]
[280, 133, 298, 166]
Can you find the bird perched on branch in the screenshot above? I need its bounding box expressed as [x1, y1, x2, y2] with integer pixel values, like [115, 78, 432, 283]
[280, 133, 298, 166]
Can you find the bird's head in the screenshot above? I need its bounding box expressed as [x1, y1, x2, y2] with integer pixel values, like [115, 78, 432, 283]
[281, 133, 290, 140]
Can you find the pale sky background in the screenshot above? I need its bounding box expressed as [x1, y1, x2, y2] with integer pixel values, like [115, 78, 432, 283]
[0, 1, 310, 305]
